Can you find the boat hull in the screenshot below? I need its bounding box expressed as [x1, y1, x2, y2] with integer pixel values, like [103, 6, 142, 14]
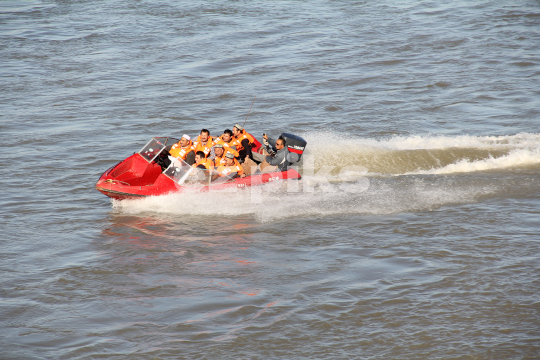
[96, 154, 301, 200]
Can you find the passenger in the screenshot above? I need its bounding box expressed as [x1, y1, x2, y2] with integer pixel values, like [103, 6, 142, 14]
[192, 129, 215, 159]
[192, 151, 215, 171]
[252, 134, 290, 173]
[212, 129, 233, 146]
[213, 152, 245, 179]
[213, 143, 227, 167]
[213, 129, 240, 158]
[169, 134, 195, 165]
[231, 123, 256, 163]
[217, 129, 234, 144]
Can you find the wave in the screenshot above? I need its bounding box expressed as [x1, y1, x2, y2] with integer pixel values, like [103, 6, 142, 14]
[404, 148, 540, 175]
[301, 132, 540, 175]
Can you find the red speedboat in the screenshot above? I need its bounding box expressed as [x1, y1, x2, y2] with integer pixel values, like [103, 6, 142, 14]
[95, 134, 307, 200]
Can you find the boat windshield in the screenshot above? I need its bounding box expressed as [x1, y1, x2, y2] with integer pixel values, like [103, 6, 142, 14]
[139, 137, 169, 163]
[163, 159, 235, 187]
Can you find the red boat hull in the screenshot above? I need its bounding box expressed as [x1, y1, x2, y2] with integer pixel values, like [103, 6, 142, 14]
[96, 153, 301, 200]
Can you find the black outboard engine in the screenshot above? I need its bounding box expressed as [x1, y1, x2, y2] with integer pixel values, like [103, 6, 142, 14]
[281, 133, 307, 164]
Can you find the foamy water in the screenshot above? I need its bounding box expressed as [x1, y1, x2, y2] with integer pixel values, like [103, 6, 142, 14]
[301, 132, 540, 175]
[112, 133, 540, 223]
[113, 176, 497, 223]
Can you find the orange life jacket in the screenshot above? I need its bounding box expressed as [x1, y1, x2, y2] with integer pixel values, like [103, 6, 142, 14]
[192, 157, 215, 171]
[213, 156, 227, 167]
[192, 135, 215, 157]
[169, 140, 194, 160]
[214, 134, 234, 146]
[216, 158, 244, 177]
[231, 130, 255, 152]
[213, 139, 240, 158]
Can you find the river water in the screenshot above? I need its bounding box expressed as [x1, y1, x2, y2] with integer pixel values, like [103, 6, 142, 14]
[1, 1, 540, 359]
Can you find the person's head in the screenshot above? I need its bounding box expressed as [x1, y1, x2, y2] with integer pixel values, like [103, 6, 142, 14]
[195, 151, 205, 163]
[222, 129, 233, 142]
[214, 144, 224, 157]
[200, 129, 210, 142]
[232, 124, 243, 137]
[276, 136, 286, 150]
[224, 152, 235, 165]
[180, 134, 191, 147]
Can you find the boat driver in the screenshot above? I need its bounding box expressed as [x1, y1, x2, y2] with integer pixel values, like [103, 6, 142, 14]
[252, 134, 290, 173]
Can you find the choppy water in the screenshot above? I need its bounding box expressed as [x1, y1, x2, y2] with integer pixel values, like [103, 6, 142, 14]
[1, 0, 540, 358]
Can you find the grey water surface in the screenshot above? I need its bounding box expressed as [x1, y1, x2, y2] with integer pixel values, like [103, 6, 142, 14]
[1, 1, 540, 359]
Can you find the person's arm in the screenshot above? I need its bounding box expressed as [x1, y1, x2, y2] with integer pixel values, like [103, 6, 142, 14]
[266, 149, 285, 166]
[208, 146, 216, 160]
[265, 155, 278, 165]
[241, 138, 250, 149]
[266, 136, 277, 152]
[237, 165, 245, 176]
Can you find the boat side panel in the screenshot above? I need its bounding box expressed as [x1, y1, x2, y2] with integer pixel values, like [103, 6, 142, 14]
[251, 136, 262, 153]
[96, 162, 301, 199]
[102, 153, 162, 186]
[209, 168, 301, 191]
[109, 154, 147, 181]
[126, 162, 163, 186]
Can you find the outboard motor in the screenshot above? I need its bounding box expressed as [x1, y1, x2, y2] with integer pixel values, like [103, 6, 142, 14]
[281, 133, 307, 164]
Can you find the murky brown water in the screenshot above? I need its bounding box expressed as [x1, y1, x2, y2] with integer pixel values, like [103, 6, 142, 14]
[1, 0, 540, 358]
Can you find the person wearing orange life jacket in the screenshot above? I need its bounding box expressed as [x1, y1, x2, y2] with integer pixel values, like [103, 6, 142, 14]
[231, 123, 256, 163]
[214, 129, 233, 146]
[213, 143, 227, 167]
[217, 129, 234, 145]
[192, 129, 215, 159]
[213, 143, 239, 166]
[213, 136, 239, 160]
[213, 152, 245, 180]
[192, 151, 215, 171]
[169, 134, 195, 165]
[212, 129, 238, 156]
